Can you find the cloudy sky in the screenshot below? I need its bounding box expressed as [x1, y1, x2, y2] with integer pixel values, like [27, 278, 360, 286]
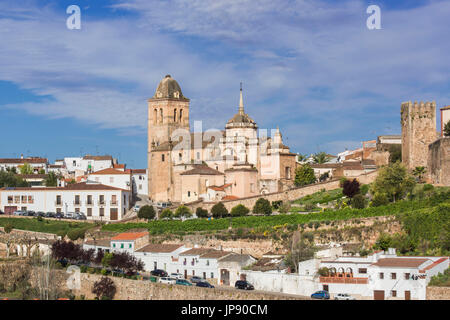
[0, 0, 449, 168]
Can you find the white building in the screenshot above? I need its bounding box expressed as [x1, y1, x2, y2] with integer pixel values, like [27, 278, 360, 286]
[319, 249, 449, 300]
[134, 243, 186, 273]
[110, 232, 149, 254]
[88, 168, 133, 194]
[0, 157, 48, 173]
[131, 169, 148, 197]
[63, 155, 115, 176]
[0, 181, 131, 221]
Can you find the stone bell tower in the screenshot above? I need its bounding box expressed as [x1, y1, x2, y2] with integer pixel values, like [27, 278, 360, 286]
[147, 75, 190, 201]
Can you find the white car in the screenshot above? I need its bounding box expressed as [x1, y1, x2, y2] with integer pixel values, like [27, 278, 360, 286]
[133, 205, 140, 212]
[334, 293, 356, 300]
[170, 273, 184, 280]
[159, 277, 177, 285]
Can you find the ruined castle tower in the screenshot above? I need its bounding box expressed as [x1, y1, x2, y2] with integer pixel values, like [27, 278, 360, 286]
[147, 75, 190, 201]
[401, 101, 437, 170]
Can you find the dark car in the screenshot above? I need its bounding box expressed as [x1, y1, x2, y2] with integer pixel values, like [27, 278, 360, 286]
[0, 210, 4, 215]
[311, 290, 330, 300]
[74, 213, 87, 220]
[190, 276, 203, 284]
[235, 280, 254, 290]
[26, 211, 35, 216]
[196, 281, 214, 288]
[150, 269, 168, 277]
[45, 212, 56, 218]
[176, 279, 192, 286]
[35, 211, 45, 217]
[55, 212, 64, 219]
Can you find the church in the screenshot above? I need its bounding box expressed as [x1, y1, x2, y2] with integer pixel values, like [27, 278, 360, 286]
[147, 75, 297, 204]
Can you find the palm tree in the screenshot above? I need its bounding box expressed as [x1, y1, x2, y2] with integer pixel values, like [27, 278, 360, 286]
[313, 152, 331, 164]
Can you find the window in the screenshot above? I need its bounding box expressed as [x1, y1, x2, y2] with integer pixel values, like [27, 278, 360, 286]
[179, 109, 183, 122]
[358, 268, 367, 274]
[203, 272, 206, 279]
[21, 195, 27, 203]
[121, 243, 124, 249]
[100, 208, 104, 217]
[391, 290, 397, 297]
[87, 195, 92, 205]
[7, 196, 13, 204]
[113, 243, 116, 248]
[14, 196, 20, 204]
[285, 167, 291, 179]
[153, 109, 157, 124]
[129, 244, 132, 249]
[391, 273, 396, 280]
[179, 153, 182, 161]
[206, 260, 209, 266]
[111, 195, 117, 205]
[28, 196, 33, 204]
[99, 195, 105, 205]
[188, 191, 191, 197]
[379, 273, 384, 279]
[75, 195, 80, 205]
[87, 208, 92, 217]
[174, 109, 177, 122]
[56, 195, 62, 205]
[405, 273, 410, 280]
[162, 154, 165, 162]
[160, 108, 163, 123]
[211, 273, 214, 279]
[75, 208, 80, 213]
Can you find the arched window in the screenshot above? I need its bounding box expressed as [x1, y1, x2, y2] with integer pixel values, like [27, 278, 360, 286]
[174, 109, 177, 122]
[160, 108, 163, 123]
[179, 109, 183, 122]
[153, 109, 157, 124]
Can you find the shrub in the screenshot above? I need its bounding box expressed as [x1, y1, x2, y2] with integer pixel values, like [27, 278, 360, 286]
[160, 209, 173, 220]
[360, 184, 369, 196]
[343, 179, 360, 198]
[352, 194, 366, 209]
[138, 205, 156, 220]
[80, 265, 88, 273]
[174, 205, 192, 218]
[304, 203, 317, 211]
[279, 201, 291, 214]
[211, 202, 228, 218]
[317, 267, 329, 277]
[339, 177, 348, 188]
[294, 164, 316, 187]
[67, 229, 86, 241]
[371, 193, 389, 207]
[272, 200, 282, 210]
[423, 184, 434, 192]
[230, 204, 250, 217]
[253, 198, 272, 215]
[195, 207, 209, 218]
[92, 277, 116, 300]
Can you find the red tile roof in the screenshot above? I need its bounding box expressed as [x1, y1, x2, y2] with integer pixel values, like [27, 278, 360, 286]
[111, 232, 149, 241]
[131, 169, 147, 174]
[419, 257, 448, 273]
[135, 243, 184, 253]
[370, 258, 430, 268]
[222, 195, 239, 200]
[0, 158, 47, 164]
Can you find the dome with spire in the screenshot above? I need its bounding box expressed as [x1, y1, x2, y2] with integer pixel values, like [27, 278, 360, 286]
[152, 75, 187, 100]
[226, 83, 257, 129]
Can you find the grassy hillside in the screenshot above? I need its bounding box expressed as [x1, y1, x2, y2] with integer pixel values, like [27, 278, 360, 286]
[0, 217, 92, 237]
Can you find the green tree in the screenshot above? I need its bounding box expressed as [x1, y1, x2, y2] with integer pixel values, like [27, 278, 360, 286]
[45, 172, 59, 187]
[38, 169, 46, 174]
[444, 120, 450, 137]
[160, 209, 173, 220]
[371, 162, 416, 202]
[294, 164, 316, 187]
[313, 152, 331, 164]
[137, 205, 156, 220]
[371, 193, 389, 207]
[412, 166, 427, 183]
[19, 163, 34, 175]
[230, 204, 250, 217]
[351, 194, 366, 209]
[174, 205, 192, 218]
[211, 202, 228, 218]
[0, 171, 29, 188]
[252, 198, 272, 215]
[297, 154, 307, 162]
[284, 231, 317, 273]
[388, 145, 402, 163]
[101, 252, 113, 268]
[374, 233, 393, 251]
[195, 207, 208, 218]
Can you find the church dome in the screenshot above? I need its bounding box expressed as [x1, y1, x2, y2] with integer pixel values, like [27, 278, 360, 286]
[153, 75, 186, 99]
[225, 84, 257, 129]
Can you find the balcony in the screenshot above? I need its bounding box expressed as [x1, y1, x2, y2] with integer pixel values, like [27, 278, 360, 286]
[86, 201, 94, 206]
[319, 276, 368, 284]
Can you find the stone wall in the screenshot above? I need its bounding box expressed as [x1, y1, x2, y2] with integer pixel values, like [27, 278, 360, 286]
[187, 170, 378, 212]
[428, 138, 450, 186]
[427, 286, 450, 300]
[31, 270, 309, 300]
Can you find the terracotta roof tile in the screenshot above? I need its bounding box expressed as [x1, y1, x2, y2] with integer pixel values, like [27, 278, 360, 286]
[136, 243, 184, 253]
[111, 232, 149, 241]
[90, 168, 131, 175]
[370, 258, 430, 268]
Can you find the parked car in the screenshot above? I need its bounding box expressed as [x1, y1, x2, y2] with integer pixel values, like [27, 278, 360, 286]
[196, 281, 214, 288]
[159, 277, 177, 285]
[311, 291, 330, 300]
[13, 210, 25, 216]
[170, 273, 184, 280]
[235, 280, 254, 290]
[35, 211, 45, 217]
[150, 269, 168, 277]
[74, 212, 87, 220]
[176, 279, 193, 286]
[0, 210, 4, 215]
[334, 293, 356, 300]
[26, 211, 35, 216]
[65, 212, 75, 219]
[55, 212, 64, 219]
[133, 205, 140, 212]
[190, 276, 203, 284]
[45, 212, 56, 218]
[156, 202, 172, 209]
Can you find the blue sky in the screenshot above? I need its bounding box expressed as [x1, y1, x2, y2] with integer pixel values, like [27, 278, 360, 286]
[1, 0, 449, 168]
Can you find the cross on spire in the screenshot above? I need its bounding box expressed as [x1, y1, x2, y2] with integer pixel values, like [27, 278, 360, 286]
[239, 82, 244, 115]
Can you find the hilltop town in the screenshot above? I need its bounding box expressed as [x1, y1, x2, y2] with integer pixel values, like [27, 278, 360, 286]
[0, 75, 449, 301]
